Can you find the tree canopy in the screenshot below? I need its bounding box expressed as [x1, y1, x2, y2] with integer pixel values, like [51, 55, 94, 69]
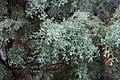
[0, 0, 120, 80]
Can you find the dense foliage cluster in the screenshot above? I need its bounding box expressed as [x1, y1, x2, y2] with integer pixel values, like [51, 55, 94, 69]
[0, 0, 120, 80]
